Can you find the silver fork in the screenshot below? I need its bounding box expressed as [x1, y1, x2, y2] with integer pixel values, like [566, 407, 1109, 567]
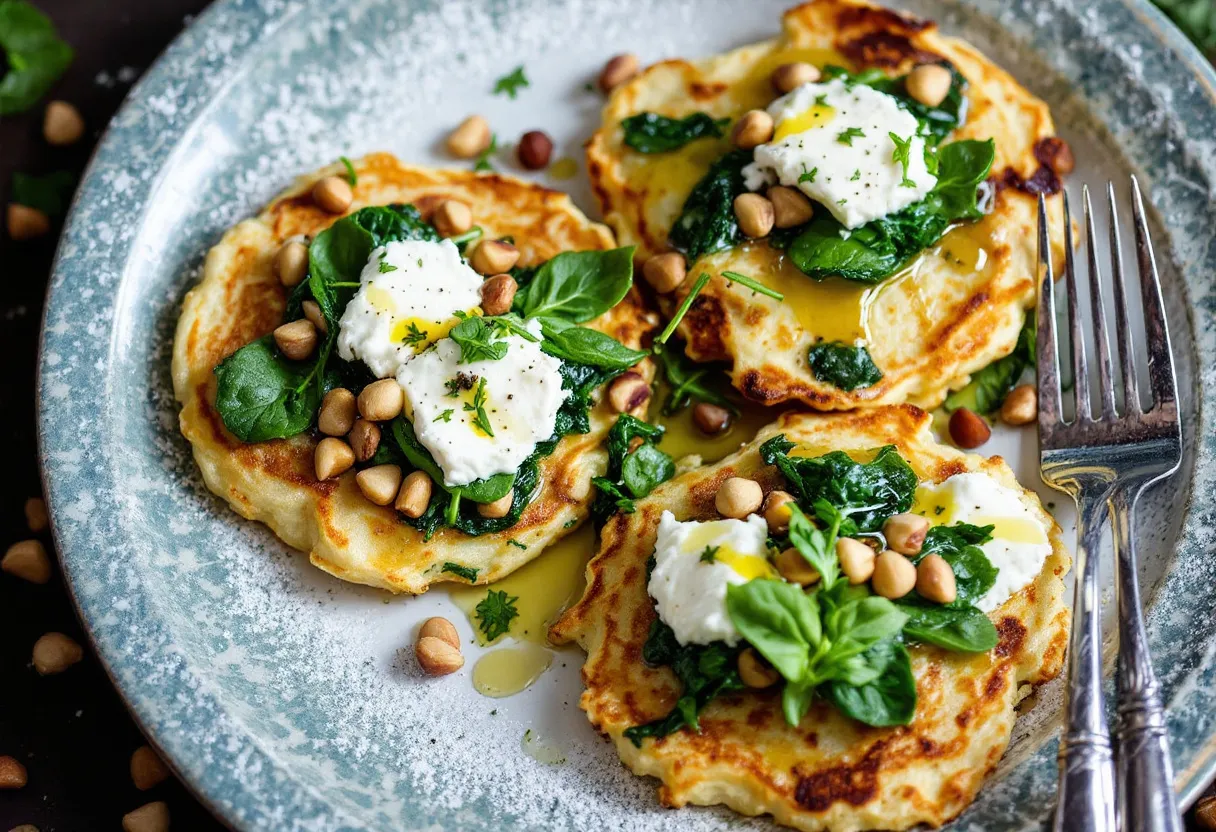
[1037, 180, 1183, 832]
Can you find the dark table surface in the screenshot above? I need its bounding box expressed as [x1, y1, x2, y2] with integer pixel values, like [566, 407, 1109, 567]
[1, 2, 1214, 831]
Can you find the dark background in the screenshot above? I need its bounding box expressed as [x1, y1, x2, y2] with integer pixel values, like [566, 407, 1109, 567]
[0, 2, 1212, 831]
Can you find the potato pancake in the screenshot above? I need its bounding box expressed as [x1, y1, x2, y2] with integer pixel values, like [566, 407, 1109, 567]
[551, 406, 1069, 831]
[587, 0, 1068, 410]
[173, 153, 657, 594]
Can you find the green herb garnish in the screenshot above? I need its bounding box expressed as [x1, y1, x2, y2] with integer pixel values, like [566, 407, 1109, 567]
[889, 132, 916, 188]
[340, 156, 357, 186]
[442, 562, 478, 582]
[654, 272, 710, 348]
[508, 539, 528, 550]
[722, 270, 783, 301]
[464, 377, 494, 436]
[402, 322, 428, 346]
[434, 409, 454, 423]
[700, 545, 720, 564]
[493, 65, 529, 99]
[0, 1, 73, 115]
[474, 133, 498, 172]
[476, 589, 519, 641]
[836, 127, 865, 145]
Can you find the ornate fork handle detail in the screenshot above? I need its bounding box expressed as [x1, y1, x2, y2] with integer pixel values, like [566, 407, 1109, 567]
[1111, 485, 1182, 832]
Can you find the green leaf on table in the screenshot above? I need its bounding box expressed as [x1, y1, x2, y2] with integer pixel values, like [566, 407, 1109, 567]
[475, 589, 519, 641]
[11, 170, 74, 217]
[492, 65, 528, 99]
[0, 0, 73, 116]
[621, 111, 729, 153]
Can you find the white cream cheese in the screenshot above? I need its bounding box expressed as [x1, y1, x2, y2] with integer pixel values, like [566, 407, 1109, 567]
[742, 78, 936, 229]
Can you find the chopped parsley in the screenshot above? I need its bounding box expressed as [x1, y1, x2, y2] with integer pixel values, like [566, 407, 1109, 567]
[464, 377, 494, 436]
[441, 562, 478, 581]
[889, 132, 916, 188]
[476, 589, 519, 641]
[836, 127, 865, 146]
[507, 539, 528, 550]
[700, 545, 720, 564]
[339, 156, 357, 186]
[402, 322, 428, 345]
[815, 93, 829, 107]
[378, 260, 397, 273]
[493, 65, 529, 99]
[434, 409, 454, 423]
[850, 169, 861, 181]
[799, 165, 818, 184]
[563, 519, 579, 529]
[474, 133, 498, 172]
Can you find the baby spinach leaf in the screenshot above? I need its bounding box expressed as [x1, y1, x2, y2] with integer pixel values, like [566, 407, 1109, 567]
[621, 443, 676, 499]
[537, 317, 647, 370]
[513, 246, 635, 323]
[897, 599, 998, 652]
[787, 139, 995, 284]
[213, 336, 324, 442]
[623, 618, 744, 746]
[915, 522, 999, 607]
[11, 170, 74, 217]
[668, 149, 752, 261]
[760, 437, 918, 533]
[808, 342, 883, 391]
[826, 640, 916, 726]
[0, 0, 73, 115]
[945, 313, 1035, 414]
[656, 344, 737, 415]
[621, 111, 730, 153]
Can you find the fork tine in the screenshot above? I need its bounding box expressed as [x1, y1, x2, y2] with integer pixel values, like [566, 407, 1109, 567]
[1062, 190, 1091, 421]
[1036, 194, 1062, 427]
[1129, 176, 1179, 413]
[1082, 186, 1117, 420]
[1106, 182, 1141, 416]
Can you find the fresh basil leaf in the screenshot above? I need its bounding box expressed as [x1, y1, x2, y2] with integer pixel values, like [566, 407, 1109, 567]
[897, 599, 998, 652]
[656, 343, 738, 415]
[213, 335, 323, 442]
[781, 678, 818, 727]
[725, 579, 820, 681]
[11, 170, 74, 217]
[0, 1, 73, 115]
[621, 111, 730, 153]
[945, 313, 1035, 414]
[668, 149, 752, 261]
[621, 443, 675, 499]
[808, 342, 883, 391]
[389, 417, 515, 503]
[822, 594, 908, 663]
[787, 139, 995, 284]
[537, 318, 646, 370]
[826, 640, 916, 726]
[514, 246, 635, 323]
[786, 502, 841, 587]
[624, 619, 744, 745]
[760, 437, 918, 533]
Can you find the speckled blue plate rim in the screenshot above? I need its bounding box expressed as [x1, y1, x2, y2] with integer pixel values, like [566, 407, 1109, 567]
[34, 1, 1216, 830]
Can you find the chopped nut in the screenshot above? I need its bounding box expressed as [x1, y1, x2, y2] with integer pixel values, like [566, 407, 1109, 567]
[883, 513, 930, 556]
[469, 239, 520, 275]
[692, 402, 732, 435]
[43, 100, 85, 146]
[761, 490, 795, 533]
[419, 616, 460, 649]
[837, 537, 876, 584]
[768, 185, 814, 228]
[641, 252, 686, 293]
[302, 300, 327, 334]
[347, 419, 381, 462]
[949, 407, 991, 449]
[32, 632, 83, 675]
[24, 497, 48, 533]
[130, 745, 170, 791]
[416, 636, 464, 676]
[905, 64, 952, 108]
[274, 240, 309, 287]
[312, 175, 353, 214]
[872, 551, 916, 599]
[737, 647, 779, 688]
[447, 115, 492, 158]
[774, 547, 820, 585]
[916, 554, 957, 604]
[599, 53, 639, 93]
[355, 465, 403, 506]
[1000, 384, 1037, 426]
[0, 755, 28, 788]
[432, 200, 473, 237]
[2, 540, 52, 584]
[121, 800, 169, 832]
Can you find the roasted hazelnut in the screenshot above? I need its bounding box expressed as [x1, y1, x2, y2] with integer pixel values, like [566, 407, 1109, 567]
[517, 130, 553, 170]
[312, 175, 353, 214]
[302, 300, 327, 334]
[273, 319, 317, 361]
[432, 199, 473, 237]
[480, 274, 518, 316]
[733, 193, 775, 238]
[317, 388, 357, 436]
[949, 407, 991, 449]
[905, 64, 952, 108]
[24, 497, 48, 533]
[43, 100, 85, 146]
[357, 379, 404, 421]
[121, 801, 169, 832]
[768, 185, 814, 228]
[641, 252, 686, 293]
[872, 551, 917, 599]
[447, 115, 492, 158]
[916, 554, 957, 604]
[355, 465, 402, 506]
[608, 373, 650, 413]
[7, 204, 50, 240]
[599, 53, 640, 93]
[275, 240, 309, 287]
[731, 109, 774, 149]
[348, 419, 381, 462]
[692, 402, 732, 435]
[774, 546, 820, 585]
[770, 62, 820, 94]
[395, 470, 433, 519]
[0, 755, 28, 788]
[737, 647, 780, 688]
[130, 745, 170, 791]
[837, 537, 876, 585]
[883, 513, 930, 556]
[762, 490, 795, 533]
[470, 239, 520, 275]
[314, 437, 355, 480]
[2, 540, 52, 584]
[416, 636, 464, 676]
[32, 632, 83, 675]
[715, 477, 763, 519]
[1000, 384, 1038, 426]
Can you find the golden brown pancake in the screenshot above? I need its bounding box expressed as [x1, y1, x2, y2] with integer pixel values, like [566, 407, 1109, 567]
[551, 406, 1070, 831]
[172, 153, 658, 594]
[586, 0, 1067, 411]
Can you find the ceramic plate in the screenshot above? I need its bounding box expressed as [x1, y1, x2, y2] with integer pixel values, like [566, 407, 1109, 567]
[37, 0, 1216, 829]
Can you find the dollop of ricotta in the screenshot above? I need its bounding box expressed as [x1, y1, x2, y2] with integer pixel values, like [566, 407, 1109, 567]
[396, 319, 568, 488]
[647, 512, 775, 646]
[913, 472, 1053, 612]
[337, 239, 483, 378]
[743, 78, 936, 229]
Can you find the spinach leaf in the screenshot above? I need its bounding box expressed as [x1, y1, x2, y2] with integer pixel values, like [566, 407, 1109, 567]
[11, 170, 74, 217]
[656, 343, 738, 415]
[826, 640, 916, 726]
[389, 417, 516, 504]
[0, 0, 73, 115]
[537, 317, 647, 370]
[513, 246, 635, 323]
[623, 618, 744, 746]
[808, 342, 883, 391]
[668, 149, 753, 261]
[916, 522, 998, 606]
[213, 336, 326, 442]
[897, 599, 998, 652]
[591, 415, 673, 521]
[760, 436, 918, 533]
[441, 562, 478, 582]
[787, 139, 995, 284]
[621, 112, 730, 153]
[621, 444, 676, 499]
[944, 313, 1035, 414]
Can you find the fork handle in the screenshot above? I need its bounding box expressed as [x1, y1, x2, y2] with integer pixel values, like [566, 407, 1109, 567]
[1111, 486, 1182, 832]
[1054, 492, 1117, 832]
